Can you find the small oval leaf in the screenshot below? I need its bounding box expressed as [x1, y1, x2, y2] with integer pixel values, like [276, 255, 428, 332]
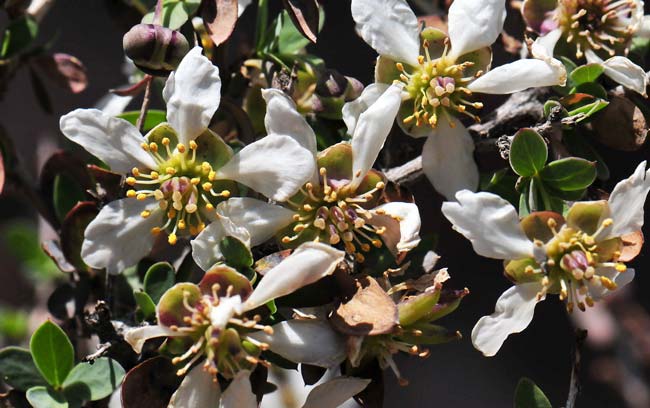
[29, 321, 74, 387]
[509, 129, 548, 177]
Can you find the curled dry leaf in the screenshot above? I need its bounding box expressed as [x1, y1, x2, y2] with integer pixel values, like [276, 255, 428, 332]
[33, 53, 88, 94]
[121, 357, 182, 408]
[282, 0, 319, 44]
[619, 231, 644, 263]
[330, 276, 398, 336]
[202, 0, 239, 47]
[591, 94, 647, 151]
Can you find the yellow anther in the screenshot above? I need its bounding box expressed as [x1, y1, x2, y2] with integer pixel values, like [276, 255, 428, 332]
[140, 210, 151, 218]
[355, 253, 365, 263]
[168, 233, 178, 245]
[220, 190, 231, 198]
[173, 201, 183, 211]
[417, 55, 425, 65]
[197, 222, 206, 232]
[172, 191, 182, 202]
[376, 181, 385, 189]
[189, 140, 198, 150]
[140, 142, 149, 151]
[282, 236, 292, 244]
[205, 203, 214, 211]
[151, 227, 162, 235]
[525, 265, 535, 274]
[615, 263, 627, 273]
[600, 276, 617, 290]
[602, 218, 613, 228]
[190, 177, 201, 185]
[178, 220, 186, 230]
[372, 239, 383, 248]
[154, 189, 164, 200]
[150, 171, 159, 179]
[396, 62, 405, 72]
[131, 167, 140, 176]
[168, 209, 177, 219]
[126, 189, 137, 198]
[126, 177, 137, 186]
[208, 171, 216, 181]
[185, 203, 198, 214]
[201, 162, 211, 173]
[149, 142, 158, 152]
[303, 204, 313, 212]
[161, 137, 170, 146]
[175, 144, 185, 153]
[202, 182, 213, 191]
[166, 167, 176, 175]
[136, 193, 148, 201]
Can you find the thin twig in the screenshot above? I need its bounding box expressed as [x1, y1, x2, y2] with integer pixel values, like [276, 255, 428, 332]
[136, 76, 153, 133]
[566, 329, 588, 408]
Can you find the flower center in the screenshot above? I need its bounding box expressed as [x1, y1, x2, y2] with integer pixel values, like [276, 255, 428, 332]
[526, 218, 626, 312]
[169, 285, 273, 379]
[396, 41, 483, 128]
[280, 167, 387, 263]
[125, 138, 231, 244]
[557, 0, 639, 58]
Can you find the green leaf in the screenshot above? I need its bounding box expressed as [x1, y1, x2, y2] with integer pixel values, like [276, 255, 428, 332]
[220, 236, 254, 269]
[0, 347, 47, 391]
[134, 290, 157, 321]
[63, 358, 125, 401]
[29, 321, 74, 387]
[141, 0, 201, 30]
[277, 8, 325, 55]
[567, 99, 609, 121]
[117, 110, 167, 133]
[540, 157, 597, 191]
[571, 82, 607, 99]
[26, 386, 68, 408]
[53, 173, 86, 223]
[1, 16, 38, 59]
[143, 262, 176, 304]
[514, 377, 552, 408]
[570, 64, 604, 86]
[509, 129, 548, 177]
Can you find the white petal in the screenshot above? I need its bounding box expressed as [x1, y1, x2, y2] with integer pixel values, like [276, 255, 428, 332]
[637, 15, 650, 38]
[608, 161, 650, 237]
[448, 0, 506, 59]
[60, 109, 155, 173]
[531, 28, 562, 60]
[262, 88, 317, 154]
[191, 215, 251, 271]
[471, 282, 543, 357]
[220, 371, 256, 408]
[342, 83, 389, 136]
[95, 93, 133, 116]
[216, 134, 316, 202]
[210, 295, 242, 331]
[242, 242, 345, 311]
[217, 197, 295, 246]
[349, 83, 403, 190]
[587, 267, 636, 301]
[169, 365, 221, 408]
[248, 320, 346, 368]
[586, 51, 648, 96]
[441, 190, 535, 260]
[421, 121, 479, 200]
[163, 47, 222, 144]
[367, 202, 421, 255]
[124, 325, 180, 354]
[302, 377, 371, 408]
[468, 59, 565, 94]
[350, 0, 420, 66]
[81, 199, 162, 274]
[237, 0, 252, 17]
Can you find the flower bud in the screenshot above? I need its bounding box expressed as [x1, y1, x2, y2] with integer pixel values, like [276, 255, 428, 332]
[123, 24, 189, 76]
[315, 69, 364, 102]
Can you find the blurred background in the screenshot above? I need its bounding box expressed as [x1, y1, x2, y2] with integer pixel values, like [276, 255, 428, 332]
[0, 0, 649, 406]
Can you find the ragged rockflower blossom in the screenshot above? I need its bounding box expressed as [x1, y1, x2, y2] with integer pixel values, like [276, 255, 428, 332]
[349, 0, 566, 199]
[125, 242, 348, 407]
[522, 0, 649, 95]
[190, 87, 421, 270]
[59, 47, 315, 274]
[326, 266, 467, 386]
[441, 161, 650, 356]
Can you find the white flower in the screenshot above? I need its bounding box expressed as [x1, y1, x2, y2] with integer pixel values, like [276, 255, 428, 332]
[190, 87, 422, 269]
[522, 0, 648, 95]
[59, 47, 315, 274]
[349, 0, 567, 199]
[126, 242, 348, 407]
[441, 161, 650, 356]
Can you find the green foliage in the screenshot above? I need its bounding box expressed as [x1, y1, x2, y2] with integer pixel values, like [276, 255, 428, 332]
[569, 64, 604, 86]
[118, 110, 167, 132]
[26, 386, 68, 408]
[52, 173, 86, 223]
[0, 347, 47, 391]
[514, 378, 552, 408]
[508, 129, 596, 215]
[62, 358, 126, 401]
[0, 307, 29, 340]
[143, 262, 176, 304]
[0, 16, 38, 59]
[29, 321, 74, 387]
[134, 290, 157, 321]
[3, 221, 61, 282]
[141, 0, 201, 30]
[220, 236, 254, 269]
